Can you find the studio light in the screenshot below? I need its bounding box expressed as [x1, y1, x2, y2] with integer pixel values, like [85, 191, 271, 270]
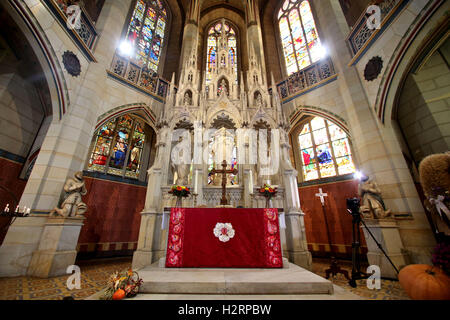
[353, 171, 364, 181]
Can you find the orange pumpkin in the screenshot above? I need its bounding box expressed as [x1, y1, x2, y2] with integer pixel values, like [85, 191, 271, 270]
[399, 264, 450, 300]
[112, 288, 126, 300]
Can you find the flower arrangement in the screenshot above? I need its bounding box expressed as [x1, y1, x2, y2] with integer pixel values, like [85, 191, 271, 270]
[168, 185, 191, 198]
[100, 269, 143, 300]
[259, 184, 278, 199]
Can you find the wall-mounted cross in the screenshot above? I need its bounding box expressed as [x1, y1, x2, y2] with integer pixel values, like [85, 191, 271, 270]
[315, 188, 328, 206]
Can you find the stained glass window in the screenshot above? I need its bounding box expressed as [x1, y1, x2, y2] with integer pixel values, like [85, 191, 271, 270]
[206, 21, 238, 84]
[298, 117, 356, 181]
[125, 0, 167, 73]
[278, 1, 324, 76]
[88, 115, 148, 179]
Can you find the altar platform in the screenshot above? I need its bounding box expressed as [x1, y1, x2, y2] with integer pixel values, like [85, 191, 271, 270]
[136, 258, 335, 295]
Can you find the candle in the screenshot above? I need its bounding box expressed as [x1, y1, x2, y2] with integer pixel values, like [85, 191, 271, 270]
[249, 170, 253, 194]
[26, 208, 31, 214]
[4, 204, 9, 213]
[22, 206, 27, 214]
[15, 205, 19, 213]
[194, 170, 199, 194]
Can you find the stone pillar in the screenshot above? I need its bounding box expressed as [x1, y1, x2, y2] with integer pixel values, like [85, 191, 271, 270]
[27, 216, 85, 278]
[178, 0, 200, 79]
[133, 125, 171, 269]
[245, 0, 267, 82]
[362, 219, 409, 279]
[283, 168, 312, 270]
[0, 216, 47, 277]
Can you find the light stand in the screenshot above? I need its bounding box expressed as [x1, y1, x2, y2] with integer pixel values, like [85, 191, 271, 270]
[346, 198, 400, 288]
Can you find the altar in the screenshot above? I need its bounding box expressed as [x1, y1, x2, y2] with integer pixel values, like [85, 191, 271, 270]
[165, 208, 283, 268]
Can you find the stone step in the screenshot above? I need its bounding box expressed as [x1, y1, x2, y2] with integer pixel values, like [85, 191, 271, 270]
[137, 262, 335, 295]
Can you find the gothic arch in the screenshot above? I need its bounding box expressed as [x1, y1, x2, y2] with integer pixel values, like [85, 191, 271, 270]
[95, 103, 158, 133]
[289, 106, 350, 137]
[376, 1, 447, 124]
[250, 112, 276, 130]
[4, 0, 69, 120]
[206, 108, 241, 129]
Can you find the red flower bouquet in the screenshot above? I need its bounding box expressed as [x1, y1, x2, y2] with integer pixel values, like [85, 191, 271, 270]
[259, 184, 278, 199]
[169, 185, 191, 198]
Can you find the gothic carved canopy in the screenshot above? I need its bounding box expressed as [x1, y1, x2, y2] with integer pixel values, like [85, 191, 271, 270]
[210, 113, 237, 129]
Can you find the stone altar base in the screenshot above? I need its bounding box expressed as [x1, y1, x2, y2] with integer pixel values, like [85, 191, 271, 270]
[362, 219, 408, 280]
[136, 258, 334, 295]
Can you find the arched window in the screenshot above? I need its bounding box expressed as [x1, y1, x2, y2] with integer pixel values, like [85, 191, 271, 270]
[87, 114, 151, 179]
[205, 21, 238, 84]
[125, 0, 168, 73]
[298, 117, 356, 181]
[278, 0, 324, 76]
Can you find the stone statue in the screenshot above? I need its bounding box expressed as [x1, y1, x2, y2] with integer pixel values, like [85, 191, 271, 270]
[256, 93, 264, 109]
[50, 171, 87, 218]
[219, 79, 228, 96]
[183, 92, 192, 106]
[359, 176, 392, 219]
[171, 136, 191, 186]
[173, 163, 190, 186]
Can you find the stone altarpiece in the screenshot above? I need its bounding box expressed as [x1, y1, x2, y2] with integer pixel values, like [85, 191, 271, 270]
[132, 3, 311, 271]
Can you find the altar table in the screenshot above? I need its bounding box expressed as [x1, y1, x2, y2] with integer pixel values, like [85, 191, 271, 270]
[165, 208, 283, 268]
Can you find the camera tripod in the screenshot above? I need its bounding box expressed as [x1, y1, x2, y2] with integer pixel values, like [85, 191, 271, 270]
[347, 198, 400, 288]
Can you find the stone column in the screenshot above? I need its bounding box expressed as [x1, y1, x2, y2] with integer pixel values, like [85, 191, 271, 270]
[362, 219, 409, 279]
[133, 125, 171, 269]
[0, 216, 48, 277]
[280, 129, 312, 269]
[245, 0, 267, 83]
[27, 216, 85, 278]
[313, 0, 435, 264]
[178, 0, 200, 79]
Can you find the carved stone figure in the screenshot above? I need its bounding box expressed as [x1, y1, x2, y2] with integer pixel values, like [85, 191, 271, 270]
[183, 92, 192, 106]
[171, 136, 191, 186]
[359, 176, 392, 219]
[50, 171, 87, 217]
[256, 93, 264, 109]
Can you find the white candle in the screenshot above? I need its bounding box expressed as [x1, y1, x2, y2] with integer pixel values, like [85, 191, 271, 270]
[26, 208, 31, 214]
[22, 206, 27, 214]
[4, 204, 9, 212]
[194, 170, 199, 194]
[249, 170, 254, 194]
[15, 205, 19, 213]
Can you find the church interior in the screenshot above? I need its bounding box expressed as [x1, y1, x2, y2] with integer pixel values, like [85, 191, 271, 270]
[0, 0, 449, 302]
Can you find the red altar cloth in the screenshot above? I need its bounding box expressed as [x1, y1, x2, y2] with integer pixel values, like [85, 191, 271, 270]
[165, 208, 283, 268]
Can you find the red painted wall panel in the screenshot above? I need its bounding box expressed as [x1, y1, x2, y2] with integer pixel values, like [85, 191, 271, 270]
[0, 158, 27, 245]
[299, 179, 367, 257]
[0, 158, 27, 209]
[78, 177, 146, 257]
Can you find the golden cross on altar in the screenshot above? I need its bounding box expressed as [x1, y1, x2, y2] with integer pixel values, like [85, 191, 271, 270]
[211, 160, 238, 206]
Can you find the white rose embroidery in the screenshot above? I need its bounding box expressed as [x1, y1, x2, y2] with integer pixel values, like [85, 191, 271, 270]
[213, 223, 235, 243]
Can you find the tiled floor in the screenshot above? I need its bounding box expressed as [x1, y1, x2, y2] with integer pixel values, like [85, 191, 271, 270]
[0, 257, 409, 300]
